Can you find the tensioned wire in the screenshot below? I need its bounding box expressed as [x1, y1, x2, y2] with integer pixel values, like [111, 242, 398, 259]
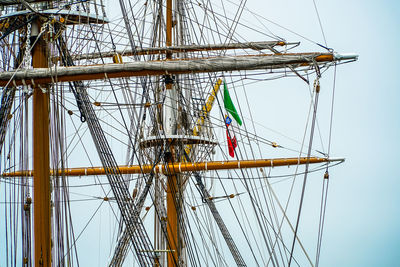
[50, 9, 129, 265]
[180, 15, 318, 264]
[315, 63, 336, 267]
[236, 72, 290, 265]
[6, 82, 324, 182]
[288, 77, 321, 266]
[312, 0, 328, 47]
[219, 72, 318, 266]
[106, 2, 200, 264]
[152, 2, 260, 264]
[72, 19, 320, 267]
[0, 20, 54, 266]
[198, 74, 330, 266]
[63, 77, 330, 161]
[82, 8, 171, 266]
[50, 3, 156, 264]
[226, 0, 330, 50]
[197, 79, 262, 265]
[7, 2, 123, 266]
[205, 75, 274, 266]
[227, 75, 283, 265]
[154, 3, 260, 264]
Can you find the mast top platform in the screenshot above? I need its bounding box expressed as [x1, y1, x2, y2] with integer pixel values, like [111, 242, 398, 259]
[0, 8, 109, 25]
[0, 0, 48, 5]
[140, 135, 217, 149]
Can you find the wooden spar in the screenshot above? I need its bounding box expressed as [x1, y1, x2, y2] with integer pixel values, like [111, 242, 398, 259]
[0, 53, 358, 86]
[2, 157, 343, 177]
[32, 20, 51, 267]
[69, 41, 288, 60]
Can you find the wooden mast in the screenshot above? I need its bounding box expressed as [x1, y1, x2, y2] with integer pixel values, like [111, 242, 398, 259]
[32, 19, 51, 267]
[165, 1, 180, 266]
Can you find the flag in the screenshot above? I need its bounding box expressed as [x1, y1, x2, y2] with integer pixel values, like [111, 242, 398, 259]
[223, 81, 242, 126]
[225, 115, 237, 158]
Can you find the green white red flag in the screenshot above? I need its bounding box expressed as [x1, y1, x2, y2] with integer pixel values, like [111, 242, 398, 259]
[223, 81, 242, 126]
[223, 81, 242, 157]
[225, 115, 237, 158]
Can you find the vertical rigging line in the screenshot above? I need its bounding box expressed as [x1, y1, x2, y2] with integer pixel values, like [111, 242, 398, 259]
[171, 3, 251, 264]
[270, 72, 317, 265]
[230, 77, 280, 265]
[315, 178, 328, 267]
[12, 98, 17, 267]
[288, 79, 321, 266]
[315, 64, 337, 266]
[264, 171, 315, 266]
[208, 77, 263, 266]
[58, 7, 158, 265]
[224, 77, 279, 266]
[235, 78, 271, 265]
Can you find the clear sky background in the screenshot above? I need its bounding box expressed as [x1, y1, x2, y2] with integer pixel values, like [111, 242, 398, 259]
[245, 0, 400, 266]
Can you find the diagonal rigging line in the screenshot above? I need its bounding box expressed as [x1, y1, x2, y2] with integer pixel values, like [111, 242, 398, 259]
[184, 152, 247, 267]
[109, 170, 170, 267]
[109, 1, 177, 263]
[56, 37, 157, 266]
[263, 172, 314, 266]
[312, 0, 328, 47]
[72, 75, 156, 266]
[109, 172, 160, 267]
[0, 87, 15, 155]
[315, 64, 337, 267]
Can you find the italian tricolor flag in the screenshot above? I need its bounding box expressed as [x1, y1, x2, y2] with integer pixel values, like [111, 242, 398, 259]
[223, 81, 242, 157]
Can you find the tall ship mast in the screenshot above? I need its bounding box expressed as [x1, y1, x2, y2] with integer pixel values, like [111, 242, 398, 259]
[0, 0, 357, 266]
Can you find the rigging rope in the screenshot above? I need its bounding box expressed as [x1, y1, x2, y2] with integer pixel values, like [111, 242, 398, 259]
[312, 0, 328, 47]
[56, 32, 157, 266]
[184, 151, 247, 267]
[315, 64, 337, 266]
[288, 78, 321, 266]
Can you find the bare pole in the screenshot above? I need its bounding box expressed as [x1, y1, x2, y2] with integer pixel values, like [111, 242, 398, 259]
[164, 0, 181, 265]
[2, 157, 343, 177]
[68, 41, 289, 61]
[32, 19, 51, 267]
